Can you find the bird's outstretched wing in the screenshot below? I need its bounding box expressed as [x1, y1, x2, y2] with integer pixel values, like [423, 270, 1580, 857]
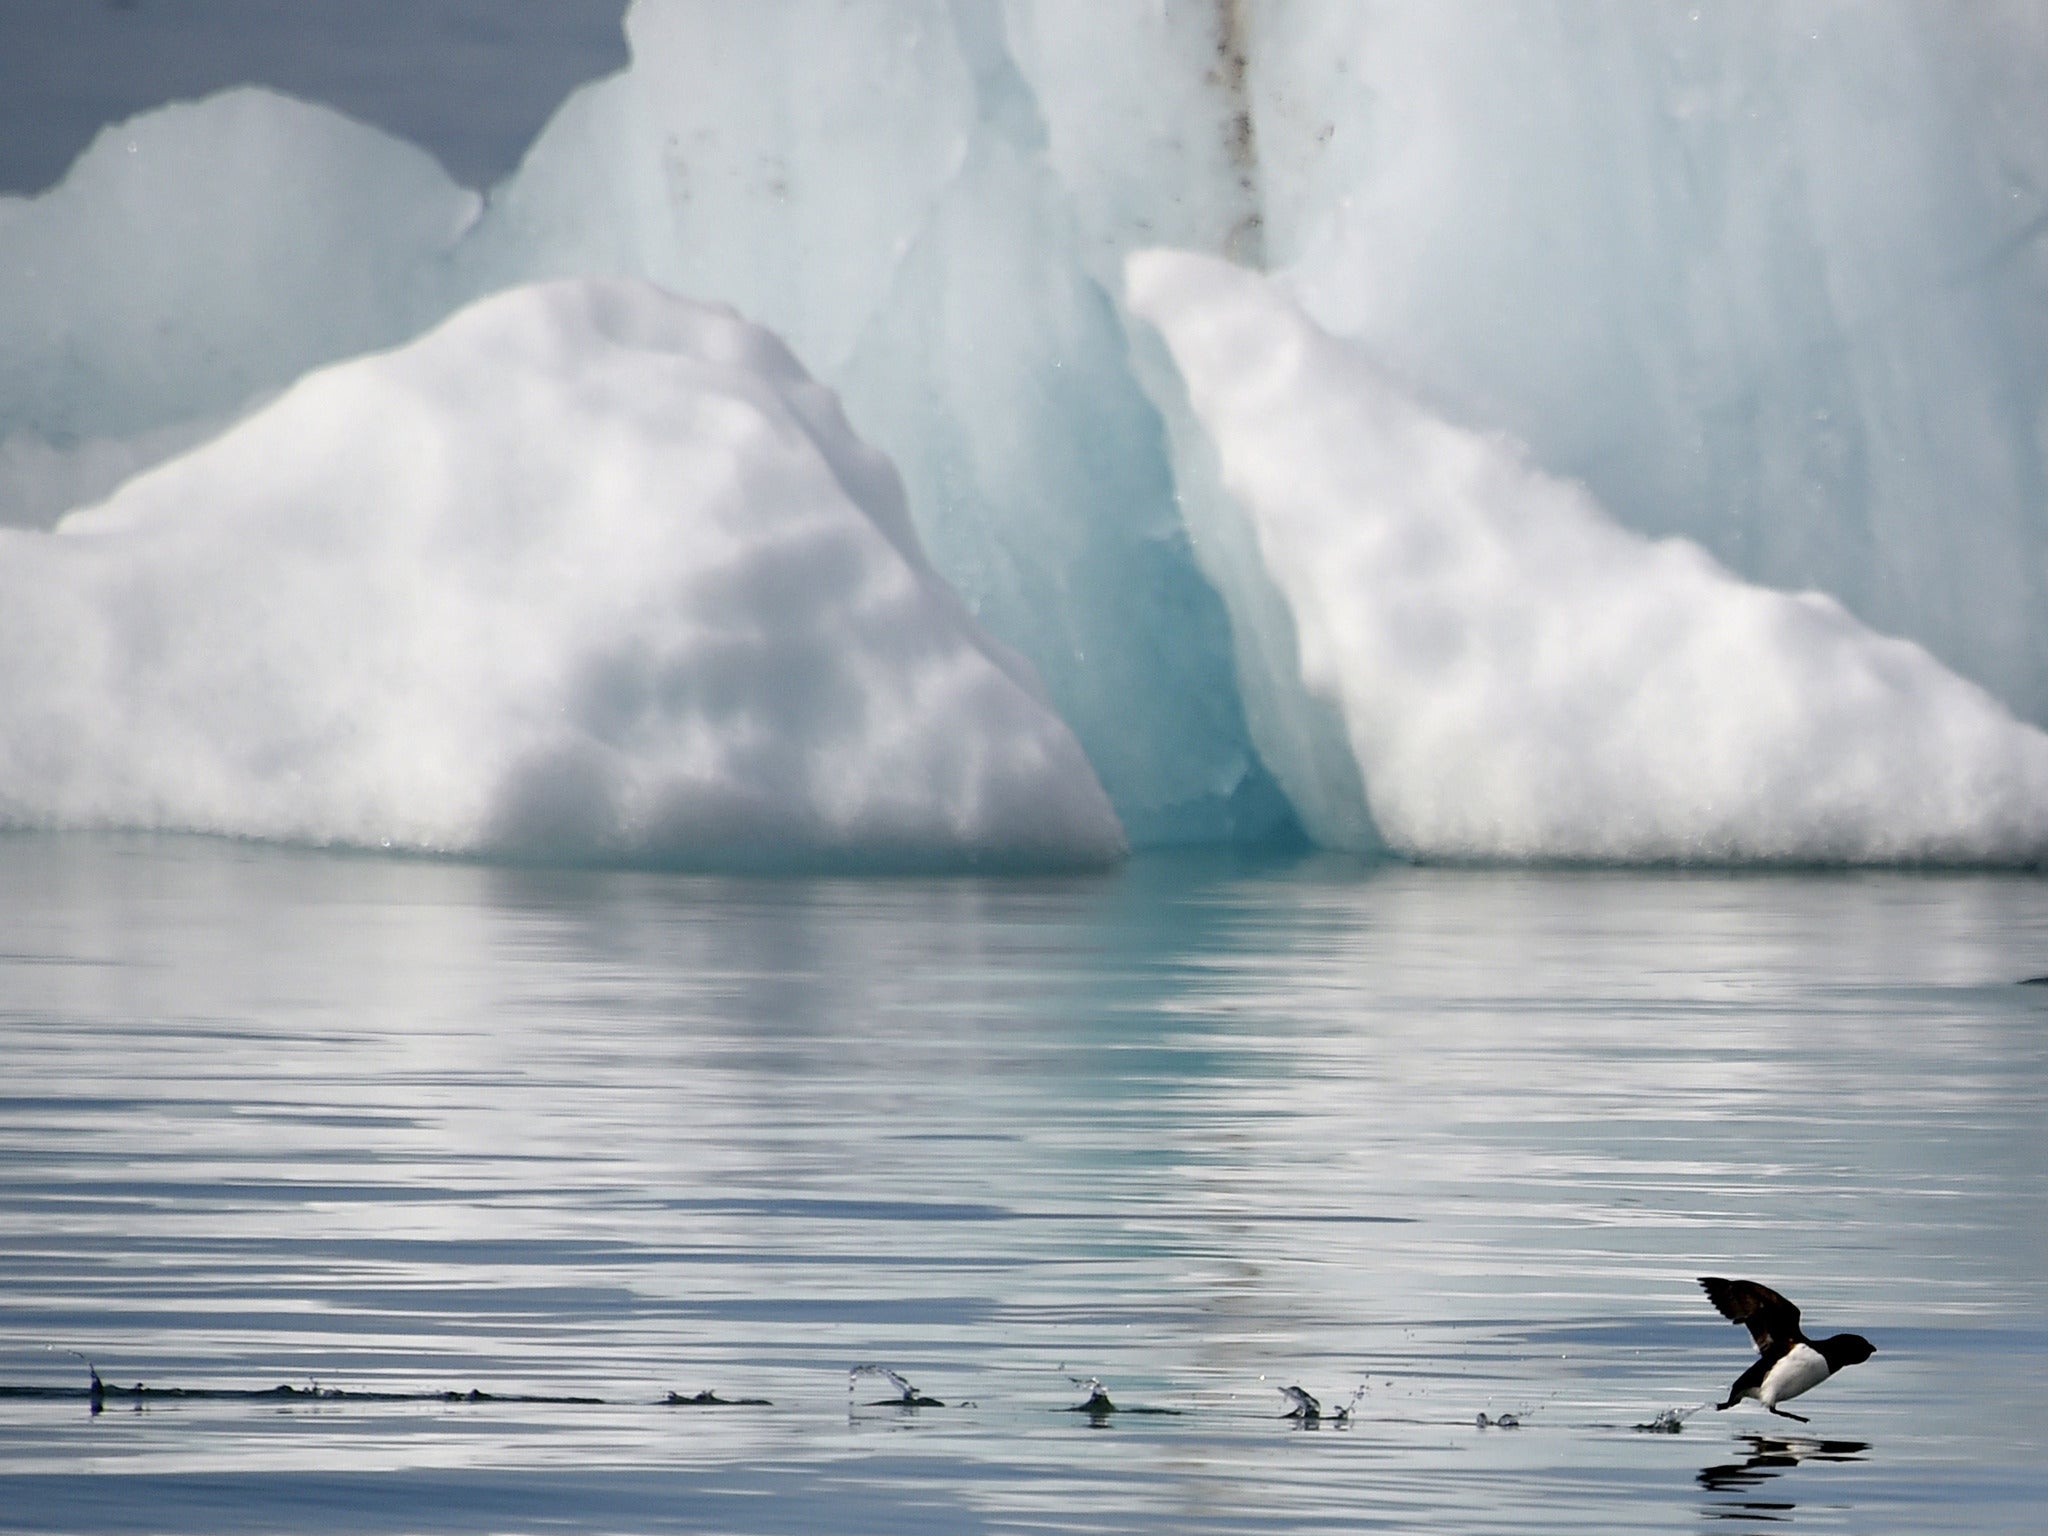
[1698, 1277, 1802, 1353]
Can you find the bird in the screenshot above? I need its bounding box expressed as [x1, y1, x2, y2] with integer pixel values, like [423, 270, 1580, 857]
[847, 1364, 942, 1407]
[1277, 1384, 1363, 1424]
[1277, 1384, 1324, 1421]
[1067, 1375, 1116, 1415]
[1698, 1277, 1874, 1423]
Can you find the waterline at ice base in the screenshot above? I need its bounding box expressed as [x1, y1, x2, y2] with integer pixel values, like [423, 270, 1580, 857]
[3, 0, 2046, 869]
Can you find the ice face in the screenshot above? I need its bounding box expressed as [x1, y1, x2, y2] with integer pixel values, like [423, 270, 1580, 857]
[452, 0, 1293, 845]
[1253, 2, 2048, 729]
[0, 87, 482, 549]
[0, 88, 477, 483]
[4, 1, 2047, 862]
[1127, 250, 2048, 864]
[0, 279, 1126, 871]
[0, 0, 630, 195]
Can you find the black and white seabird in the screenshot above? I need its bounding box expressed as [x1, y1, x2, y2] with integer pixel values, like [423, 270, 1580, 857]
[1698, 1276, 1874, 1423]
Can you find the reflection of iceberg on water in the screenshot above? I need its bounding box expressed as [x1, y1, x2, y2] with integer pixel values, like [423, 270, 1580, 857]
[0, 278, 1125, 873]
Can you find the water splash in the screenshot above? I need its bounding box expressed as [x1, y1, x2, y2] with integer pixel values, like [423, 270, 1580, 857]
[848, 1364, 943, 1408]
[1635, 1404, 1708, 1434]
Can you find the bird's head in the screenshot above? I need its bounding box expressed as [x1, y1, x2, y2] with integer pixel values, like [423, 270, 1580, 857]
[1823, 1333, 1876, 1368]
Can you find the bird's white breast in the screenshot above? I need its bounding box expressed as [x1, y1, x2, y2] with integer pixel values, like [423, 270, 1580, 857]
[1760, 1343, 1831, 1406]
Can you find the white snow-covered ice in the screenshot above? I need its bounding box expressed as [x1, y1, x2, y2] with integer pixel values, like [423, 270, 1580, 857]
[3, 0, 2046, 866]
[0, 278, 1125, 870]
[1126, 250, 2048, 864]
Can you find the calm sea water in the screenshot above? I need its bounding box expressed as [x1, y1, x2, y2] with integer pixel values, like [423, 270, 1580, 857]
[1, 834, 2043, 1533]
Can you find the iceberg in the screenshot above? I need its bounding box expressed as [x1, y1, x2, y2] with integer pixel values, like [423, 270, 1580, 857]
[0, 278, 1125, 871]
[3, 0, 2046, 864]
[1126, 250, 2048, 864]
[0, 88, 478, 485]
[1259, 1, 2048, 732]
[451, 0, 1292, 846]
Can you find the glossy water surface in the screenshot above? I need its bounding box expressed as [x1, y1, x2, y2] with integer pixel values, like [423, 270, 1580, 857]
[1, 835, 2044, 1532]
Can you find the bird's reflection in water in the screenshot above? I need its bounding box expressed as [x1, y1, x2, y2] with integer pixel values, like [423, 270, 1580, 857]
[1698, 1435, 1870, 1521]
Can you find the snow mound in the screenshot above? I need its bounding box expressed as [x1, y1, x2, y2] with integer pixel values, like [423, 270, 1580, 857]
[0, 277, 1125, 871]
[1126, 250, 2048, 865]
